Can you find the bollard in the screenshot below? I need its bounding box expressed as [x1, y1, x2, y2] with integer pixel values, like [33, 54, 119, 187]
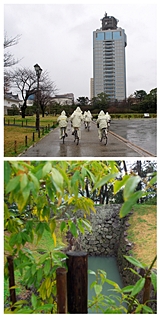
[14, 141, 17, 153]
[66, 251, 88, 314]
[25, 136, 27, 147]
[8, 119, 10, 125]
[7, 256, 17, 310]
[143, 276, 151, 305]
[56, 267, 68, 313]
[32, 132, 35, 142]
[22, 121, 23, 127]
[38, 129, 40, 138]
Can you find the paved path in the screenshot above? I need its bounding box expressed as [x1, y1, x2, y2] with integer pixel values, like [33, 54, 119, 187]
[19, 120, 156, 157]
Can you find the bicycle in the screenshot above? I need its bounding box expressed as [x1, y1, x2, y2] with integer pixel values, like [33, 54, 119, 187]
[73, 127, 79, 145]
[61, 127, 67, 144]
[85, 121, 90, 131]
[100, 128, 108, 145]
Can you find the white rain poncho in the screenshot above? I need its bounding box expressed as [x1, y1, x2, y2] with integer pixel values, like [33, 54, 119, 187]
[84, 110, 92, 122]
[70, 107, 83, 128]
[97, 110, 108, 129]
[57, 110, 68, 128]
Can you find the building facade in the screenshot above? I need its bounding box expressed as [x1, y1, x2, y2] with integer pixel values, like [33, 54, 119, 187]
[93, 12, 127, 101]
[4, 92, 22, 115]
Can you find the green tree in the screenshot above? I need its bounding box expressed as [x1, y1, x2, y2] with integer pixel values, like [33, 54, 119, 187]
[4, 160, 157, 313]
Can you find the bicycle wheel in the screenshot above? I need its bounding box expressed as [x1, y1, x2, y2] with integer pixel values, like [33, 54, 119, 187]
[62, 128, 65, 144]
[76, 136, 79, 145]
[105, 134, 108, 145]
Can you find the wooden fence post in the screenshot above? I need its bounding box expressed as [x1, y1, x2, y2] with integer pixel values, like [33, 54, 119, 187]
[56, 267, 68, 313]
[66, 251, 88, 314]
[32, 132, 35, 142]
[143, 276, 151, 305]
[14, 141, 17, 153]
[25, 136, 27, 147]
[7, 256, 17, 311]
[22, 121, 23, 127]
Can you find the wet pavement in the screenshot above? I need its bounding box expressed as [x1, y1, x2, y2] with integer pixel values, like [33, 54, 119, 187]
[20, 118, 156, 158]
[110, 118, 157, 156]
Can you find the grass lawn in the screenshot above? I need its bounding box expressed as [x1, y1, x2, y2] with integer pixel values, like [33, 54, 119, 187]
[127, 204, 157, 268]
[4, 115, 58, 126]
[4, 115, 58, 157]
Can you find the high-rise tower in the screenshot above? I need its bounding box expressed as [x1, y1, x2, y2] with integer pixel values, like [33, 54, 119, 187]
[93, 12, 127, 101]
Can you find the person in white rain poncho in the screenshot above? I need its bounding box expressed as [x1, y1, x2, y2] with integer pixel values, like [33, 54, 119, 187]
[83, 110, 92, 128]
[96, 110, 108, 140]
[57, 110, 68, 139]
[106, 111, 111, 130]
[70, 107, 84, 139]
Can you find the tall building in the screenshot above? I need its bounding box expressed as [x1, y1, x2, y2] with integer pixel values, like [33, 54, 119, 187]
[93, 12, 127, 101]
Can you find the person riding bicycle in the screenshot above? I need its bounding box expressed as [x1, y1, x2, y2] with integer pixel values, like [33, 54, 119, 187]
[96, 110, 108, 141]
[70, 107, 83, 139]
[57, 110, 68, 139]
[84, 110, 92, 129]
[106, 111, 111, 130]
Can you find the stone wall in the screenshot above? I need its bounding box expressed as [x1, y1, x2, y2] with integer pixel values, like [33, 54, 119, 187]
[79, 204, 127, 256]
[70, 204, 157, 313]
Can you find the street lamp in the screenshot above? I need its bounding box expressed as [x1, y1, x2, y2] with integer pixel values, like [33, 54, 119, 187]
[34, 63, 42, 131]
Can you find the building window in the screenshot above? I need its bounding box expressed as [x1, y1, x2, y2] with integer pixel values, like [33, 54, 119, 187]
[113, 31, 121, 40]
[96, 32, 105, 40]
[105, 32, 112, 40]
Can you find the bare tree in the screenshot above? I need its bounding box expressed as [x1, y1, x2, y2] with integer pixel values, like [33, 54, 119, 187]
[39, 73, 57, 117]
[4, 33, 22, 93]
[10, 67, 57, 119]
[10, 67, 37, 118]
[4, 33, 21, 68]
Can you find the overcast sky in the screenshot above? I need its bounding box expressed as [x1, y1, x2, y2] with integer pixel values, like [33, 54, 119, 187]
[3, 1, 157, 100]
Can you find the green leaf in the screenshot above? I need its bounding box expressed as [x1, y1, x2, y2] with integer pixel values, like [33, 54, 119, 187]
[31, 293, 37, 310]
[4, 161, 11, 185]
[149, 175, 157, 185]
[151, 271, 157, 292]
[123, 175, 141, 201]
[60, 221, 66, 232]
[81, 219, 92, 232]
[42, 161, 52, 177]
[114, 174, 130, 194]
[51, 167, 64, 191]
[94, 284, 102, 296]
[28, 172, 39, 191]
[93, 173, 119, 190]
[5, 175, 20, 194]
[119, 190, 144, 218]
[20, 173, 28, 191]
[70, 222, 77, 237]
[124, 255, 146, 269]
[88, 269, 96, 275]
[44, 259, 51, 276]
[37, 268, 43, 283]
[142, 305, 153, 313]
[121, 285, 134, 293]
[131, 277, 145, 296]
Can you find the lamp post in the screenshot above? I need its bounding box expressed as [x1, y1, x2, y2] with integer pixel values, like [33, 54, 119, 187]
[34, 63, 42, 131]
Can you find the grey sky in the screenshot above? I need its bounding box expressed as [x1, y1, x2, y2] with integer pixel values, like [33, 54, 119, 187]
[3, 2, 157, 100]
